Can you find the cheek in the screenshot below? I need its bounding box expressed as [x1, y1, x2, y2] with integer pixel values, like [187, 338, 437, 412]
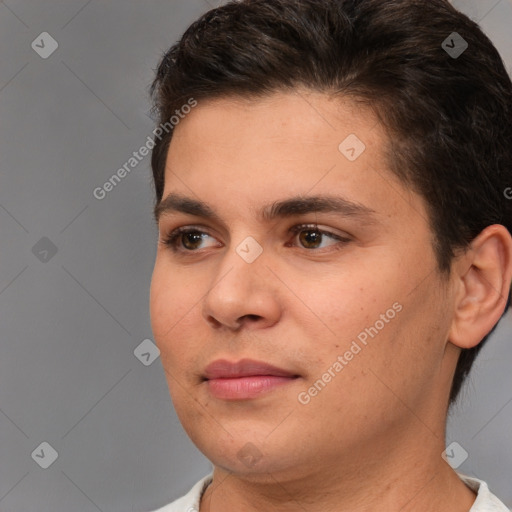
[149, 265, 173, 342]
[149, 261, 200, 352]
[291, 268, 395, 349]
[289, 264, 429, 397]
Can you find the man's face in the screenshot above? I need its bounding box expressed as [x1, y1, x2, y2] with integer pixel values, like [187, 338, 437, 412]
[150, 90, 457, 479]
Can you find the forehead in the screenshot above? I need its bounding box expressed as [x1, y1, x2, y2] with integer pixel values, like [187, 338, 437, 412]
[168, 90, 384, 152]
[164, 90, 389, 187]
[159, 89, 425, 230]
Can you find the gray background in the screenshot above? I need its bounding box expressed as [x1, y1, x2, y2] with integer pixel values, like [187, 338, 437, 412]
[0, 0, 510, 510]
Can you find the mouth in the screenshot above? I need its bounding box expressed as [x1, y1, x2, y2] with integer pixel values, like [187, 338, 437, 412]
[202, 358, 301, 400]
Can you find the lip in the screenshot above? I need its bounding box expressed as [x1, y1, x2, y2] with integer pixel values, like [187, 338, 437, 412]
[203, 358, 300, 400]
[203, 358, 298, 379]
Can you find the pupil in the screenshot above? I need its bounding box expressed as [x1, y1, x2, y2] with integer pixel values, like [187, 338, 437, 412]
[184, 232, 203, 249]
[301, 230, 320, 248]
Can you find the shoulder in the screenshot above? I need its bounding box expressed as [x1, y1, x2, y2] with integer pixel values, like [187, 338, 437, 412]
[148, 471, 510, 512]
[457, 473, 510, 512]
[148, 473, 214, 512]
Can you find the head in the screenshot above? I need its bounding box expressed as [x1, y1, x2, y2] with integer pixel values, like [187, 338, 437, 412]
[148, 0, 512, 477]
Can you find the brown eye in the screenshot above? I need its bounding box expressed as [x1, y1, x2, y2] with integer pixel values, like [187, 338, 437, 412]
[298, 229, 324, 249]
[182, 231, 208, 250]
[161, 227, 218, 252]
[289, 224, 350, 251]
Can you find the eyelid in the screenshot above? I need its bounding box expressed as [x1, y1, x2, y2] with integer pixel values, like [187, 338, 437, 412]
[287, 223, 351, 241]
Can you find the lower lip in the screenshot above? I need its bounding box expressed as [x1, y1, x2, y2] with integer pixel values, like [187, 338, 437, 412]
[206, 375, 298, 400]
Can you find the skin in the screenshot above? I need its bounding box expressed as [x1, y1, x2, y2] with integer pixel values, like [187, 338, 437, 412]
[149, 89, 512, 512]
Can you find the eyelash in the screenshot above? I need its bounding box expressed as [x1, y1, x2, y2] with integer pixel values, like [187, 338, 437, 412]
[159, 224, 351, 254]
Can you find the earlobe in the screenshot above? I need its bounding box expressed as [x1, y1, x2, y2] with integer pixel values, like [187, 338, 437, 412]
[448, 225, 512, 350]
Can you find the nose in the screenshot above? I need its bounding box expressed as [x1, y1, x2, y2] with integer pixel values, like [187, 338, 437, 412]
[201, 243, 282, 331]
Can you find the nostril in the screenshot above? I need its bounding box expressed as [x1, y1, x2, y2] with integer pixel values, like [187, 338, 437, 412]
[241, 314, 262, 322]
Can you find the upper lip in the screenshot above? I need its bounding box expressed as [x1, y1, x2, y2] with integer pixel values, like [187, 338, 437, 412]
[203, 358, 299, 380]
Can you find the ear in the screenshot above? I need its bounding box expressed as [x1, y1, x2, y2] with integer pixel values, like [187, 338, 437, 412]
[448, 224, 512, 349]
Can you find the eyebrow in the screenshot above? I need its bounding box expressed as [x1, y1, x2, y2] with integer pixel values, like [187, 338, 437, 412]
[154, 192, 377, 225]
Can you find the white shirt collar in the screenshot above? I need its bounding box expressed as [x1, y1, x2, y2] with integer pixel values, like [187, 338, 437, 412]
[151, 471, 510, 511]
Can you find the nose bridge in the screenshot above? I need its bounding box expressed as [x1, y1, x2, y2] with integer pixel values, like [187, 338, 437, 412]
[217, 219, 267, 274]
[201, 230, 280, 329]
[209, 231, 266, 300]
